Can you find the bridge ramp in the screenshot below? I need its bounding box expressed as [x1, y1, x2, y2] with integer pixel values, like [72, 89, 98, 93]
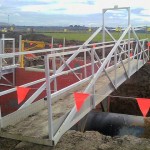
[0, 59, 145, 146]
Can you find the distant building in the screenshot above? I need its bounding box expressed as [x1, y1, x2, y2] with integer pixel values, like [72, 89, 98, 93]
[147, 27, 150, 32]
[1, 28, 7, 32]
[27, 27, 35, 33]
[115, 27, 122, 32]
[64, 28, 67, 32]
[88, 28, 92, 32]
[0, 25, 15, 32]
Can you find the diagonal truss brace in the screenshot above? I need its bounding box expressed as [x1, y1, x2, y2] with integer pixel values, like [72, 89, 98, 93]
[19, 27, 102, 109]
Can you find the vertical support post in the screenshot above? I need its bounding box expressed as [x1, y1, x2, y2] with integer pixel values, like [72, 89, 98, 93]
[1, 34, 5, 76]
[142, 41, 145, 64]
[91, 49, 95, 77]
[107, 96, 111, 112]
[51, 37, 57, 92]
[62, 37, 65, 59]
[124, 43, 127, 59]
[127, 7, 131, 77]
[114, 48, 117, 87]
[12, 39, 15, 86]
[51, 37, 54, 49]
[0, 40, 2, 79]
[63, 37, 65, 48]
[20, 40, 24, 68]
[45, 55, 54, 140]
[12, 39, 15, 65]
[2, 34, 5, 54]
[137, 41, 139, 69]
[63, 37, 65, 46]
[102, 9, 105, 59]
[91, 48, 95, 108]
[18, 35, 22, 64]
[84, 48, 87, 78]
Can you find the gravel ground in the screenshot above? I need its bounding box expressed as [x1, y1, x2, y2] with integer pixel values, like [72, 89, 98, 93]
[0, 131, 150, 150]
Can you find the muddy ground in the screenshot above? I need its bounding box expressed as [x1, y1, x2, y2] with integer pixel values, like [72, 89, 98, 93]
[0, 131, 150, 150]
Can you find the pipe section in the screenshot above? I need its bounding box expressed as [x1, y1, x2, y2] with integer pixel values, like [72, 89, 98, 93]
[73, 112, 145, 137]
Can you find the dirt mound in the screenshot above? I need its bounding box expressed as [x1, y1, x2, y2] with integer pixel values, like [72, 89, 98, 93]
[143, 118, 150, 138]
[1, 131, 150, 150]
[23, 34, 51, 43]
[0, 32, 83, 48]
[0, 32, 51, 47]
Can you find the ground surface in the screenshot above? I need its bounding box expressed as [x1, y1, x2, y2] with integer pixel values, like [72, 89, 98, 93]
[0, 131, 150, 150]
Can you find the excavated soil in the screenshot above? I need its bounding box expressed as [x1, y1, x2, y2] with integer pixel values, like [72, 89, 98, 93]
[143, 118, 150, 138]
[0, 32, 83, 48]
[1, 131, 150, 150]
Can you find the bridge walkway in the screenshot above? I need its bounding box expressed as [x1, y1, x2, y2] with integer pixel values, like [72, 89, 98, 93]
[0, 58, 145, 146]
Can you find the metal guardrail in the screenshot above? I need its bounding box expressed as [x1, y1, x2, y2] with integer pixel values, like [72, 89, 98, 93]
[0, 34, 16, 86]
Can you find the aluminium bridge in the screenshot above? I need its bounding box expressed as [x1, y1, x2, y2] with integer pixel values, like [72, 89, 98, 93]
[0, 7, 149, 146]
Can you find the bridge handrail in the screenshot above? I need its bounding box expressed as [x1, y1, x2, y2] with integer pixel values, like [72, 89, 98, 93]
[0, 25, 148, 110]
[58, 25, 149, 134]
[0, 39, 135, 59]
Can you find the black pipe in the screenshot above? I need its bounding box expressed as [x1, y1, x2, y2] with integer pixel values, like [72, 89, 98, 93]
[75, 112, 145, 137]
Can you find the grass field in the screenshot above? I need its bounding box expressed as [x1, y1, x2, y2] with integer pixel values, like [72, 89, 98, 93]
[40, 31, 150, 42]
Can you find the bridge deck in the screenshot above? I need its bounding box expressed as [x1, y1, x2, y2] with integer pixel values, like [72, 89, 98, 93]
[0, 59, 145, 145]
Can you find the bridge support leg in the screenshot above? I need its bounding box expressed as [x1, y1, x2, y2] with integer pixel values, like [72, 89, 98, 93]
[101, 97, 110, 112]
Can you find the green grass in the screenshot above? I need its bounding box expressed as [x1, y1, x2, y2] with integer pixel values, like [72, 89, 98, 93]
[38, 31, 149, 42]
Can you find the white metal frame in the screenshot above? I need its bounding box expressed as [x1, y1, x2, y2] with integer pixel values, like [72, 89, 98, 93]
[0, 6, 149, 146]
[0, 34, 16, 86]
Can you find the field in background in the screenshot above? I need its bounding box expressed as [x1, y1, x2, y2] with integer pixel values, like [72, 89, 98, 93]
[39, 31, 150, 42]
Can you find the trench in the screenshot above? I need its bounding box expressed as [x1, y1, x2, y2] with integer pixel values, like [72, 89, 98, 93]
[73, 64, 150, 138]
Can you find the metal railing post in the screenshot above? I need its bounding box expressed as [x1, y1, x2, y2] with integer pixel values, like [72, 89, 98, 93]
[51, 37, 57, 92]
[136, 41, 139, 69]
[114, 48, 117, 87]
[142, 40, 145, 63]
[128, 8, 131, 77]
[2, 34, 5, 54]
[63, 37, 65, 56]
[18, 35, 22, 64]
[102, 9, 105, 59]
[84, 46, 87, 78]
[91, 48, 95, 108]
[124, 43, 127, 59]
[20, 40, 24, 68]
[0, 40, 2, 79]
[45, 55, 54, 141]
[12, 39, 15, 86]
[12, 39, 15, 65]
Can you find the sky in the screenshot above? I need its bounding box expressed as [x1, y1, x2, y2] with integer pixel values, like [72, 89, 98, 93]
[0, 0, 150, 27]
